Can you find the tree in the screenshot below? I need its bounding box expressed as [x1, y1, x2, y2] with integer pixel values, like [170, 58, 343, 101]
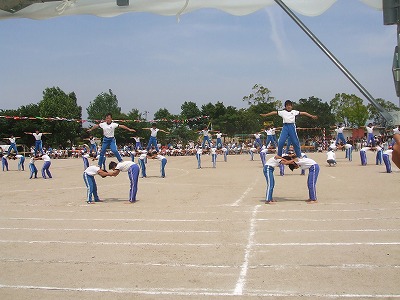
[367, 98, 400, 127]
[180, 101, 202, 129]
[330, 93, 368, 127]
[242, 84, 273, 105]
[296, 96, 334, 129]
[86, 89, 122, 121]
[38, 87, 82, 148]
[343, 98, 369, 127]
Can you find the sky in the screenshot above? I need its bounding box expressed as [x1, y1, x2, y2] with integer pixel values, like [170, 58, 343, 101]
[0, 0, 399, 120]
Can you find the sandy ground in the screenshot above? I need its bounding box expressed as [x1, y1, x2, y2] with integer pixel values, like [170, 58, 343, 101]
[0, 150, 399, 299]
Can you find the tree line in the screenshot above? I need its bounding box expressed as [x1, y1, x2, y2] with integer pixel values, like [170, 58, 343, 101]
[0, 85, 399, 149]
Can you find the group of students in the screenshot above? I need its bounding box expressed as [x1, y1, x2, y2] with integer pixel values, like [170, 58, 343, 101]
[3, 107, 400, 206]
[1, 133, 53, 179]
[259, 100, 400, 205]
[83, 113, 170, 204]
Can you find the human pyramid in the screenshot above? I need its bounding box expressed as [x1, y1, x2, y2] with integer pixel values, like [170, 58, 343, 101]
[259, 100, 400, 205]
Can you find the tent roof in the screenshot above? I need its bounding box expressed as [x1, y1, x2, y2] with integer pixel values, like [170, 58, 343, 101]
[0, 0, 383, 21]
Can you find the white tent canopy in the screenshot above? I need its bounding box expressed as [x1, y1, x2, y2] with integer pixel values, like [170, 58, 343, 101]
[0, 0, 383, 21]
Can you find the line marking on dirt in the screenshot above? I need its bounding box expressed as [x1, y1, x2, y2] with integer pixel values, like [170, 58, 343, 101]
[231, 179, 259, 207]
[234, 204, 260, 295]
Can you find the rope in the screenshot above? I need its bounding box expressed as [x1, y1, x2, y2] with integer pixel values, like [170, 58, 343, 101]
[55, 0, 77, 15]
[176, 0, 189, 23]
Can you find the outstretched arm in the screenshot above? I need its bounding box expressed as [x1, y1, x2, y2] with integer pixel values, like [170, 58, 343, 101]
[24, 132, 33, 135]
[87, 124, 100, 132]
[159, 129, 170, 134]
[299, 111, 318, 119]
[119, 124, 136, 132]
[260, 111, 278, 117]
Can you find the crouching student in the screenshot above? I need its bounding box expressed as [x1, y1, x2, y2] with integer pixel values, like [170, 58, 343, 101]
[326, 148, 336, 167]
[288, 156, 320, 203]
[108, 161, 140, 203]
[83, 165, 109, 204]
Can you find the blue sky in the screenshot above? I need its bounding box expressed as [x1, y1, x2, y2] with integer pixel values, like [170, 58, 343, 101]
[0, 1, 398, 119]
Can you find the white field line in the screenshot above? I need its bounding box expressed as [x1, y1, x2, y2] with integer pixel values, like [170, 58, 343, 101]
[2, 258, 399, 270]
[231, 178, 260, 207]
[0, 284, 399, 298]
[2, 216, 397, 222]
[1, 227, 399, 234]
[2, 240, 399, 247]
[234, 205, 261, 295]
[0, 227, 219, 233]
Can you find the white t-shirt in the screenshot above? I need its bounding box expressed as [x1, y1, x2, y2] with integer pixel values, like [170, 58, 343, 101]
[42, 154, 51, 162]
[216, 133, 222, 139]
[99, 122, 119, 138]
[265, 156, 281, 167]
[84, 165, 100, 176]
[254, 133, 261, 139]
[150, 128, 159, 137]
[211, 148, 217, 155]
[326, 151, 336, 160]
[383, 149, 393, 155]
[335, 127, 344, 134]
[115, 161, 136, 172]
[33, 133, 43, 140]
[296, 157, 317, 170]
[201, 130, 209, 137]
[9, 137, 16, 143]
[156, 154, 166, 161]
[266, 128, 276, 135]
[278, 110, 300, 123]
[366, 126, 374, 134]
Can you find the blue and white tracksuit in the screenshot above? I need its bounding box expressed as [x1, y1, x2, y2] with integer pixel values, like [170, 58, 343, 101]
[296, 157, 319, 201]
[277, 109, 301, 158]
[263, 156, 281, 202]
[383, 150, 393, 173]
[83, 166, 101, 203]
[115, 161, 139, 202]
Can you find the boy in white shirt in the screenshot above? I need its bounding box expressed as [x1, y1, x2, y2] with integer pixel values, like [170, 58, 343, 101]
[83, 165, 109, 204]
[108, 161, 140, 203]
[260, 100, 317, 158]
[88, 113, 136, 169]
[326, 148, 336, 167]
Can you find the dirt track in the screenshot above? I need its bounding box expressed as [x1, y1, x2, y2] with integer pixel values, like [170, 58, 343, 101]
[0, 151, 399, 299]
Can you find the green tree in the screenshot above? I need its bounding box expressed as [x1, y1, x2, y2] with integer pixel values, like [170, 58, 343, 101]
[180, 101, 202, 129]
[86, 89, 122, 121]
[296, 96, 334, 129]
[242, 84, 273, 105]
[38, 87, 82, 148]
[344, 98, 369, 127]
[330, 93, 368, 127]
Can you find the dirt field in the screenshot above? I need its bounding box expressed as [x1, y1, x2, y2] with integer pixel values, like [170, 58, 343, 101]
[0, 150, 399, 299]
